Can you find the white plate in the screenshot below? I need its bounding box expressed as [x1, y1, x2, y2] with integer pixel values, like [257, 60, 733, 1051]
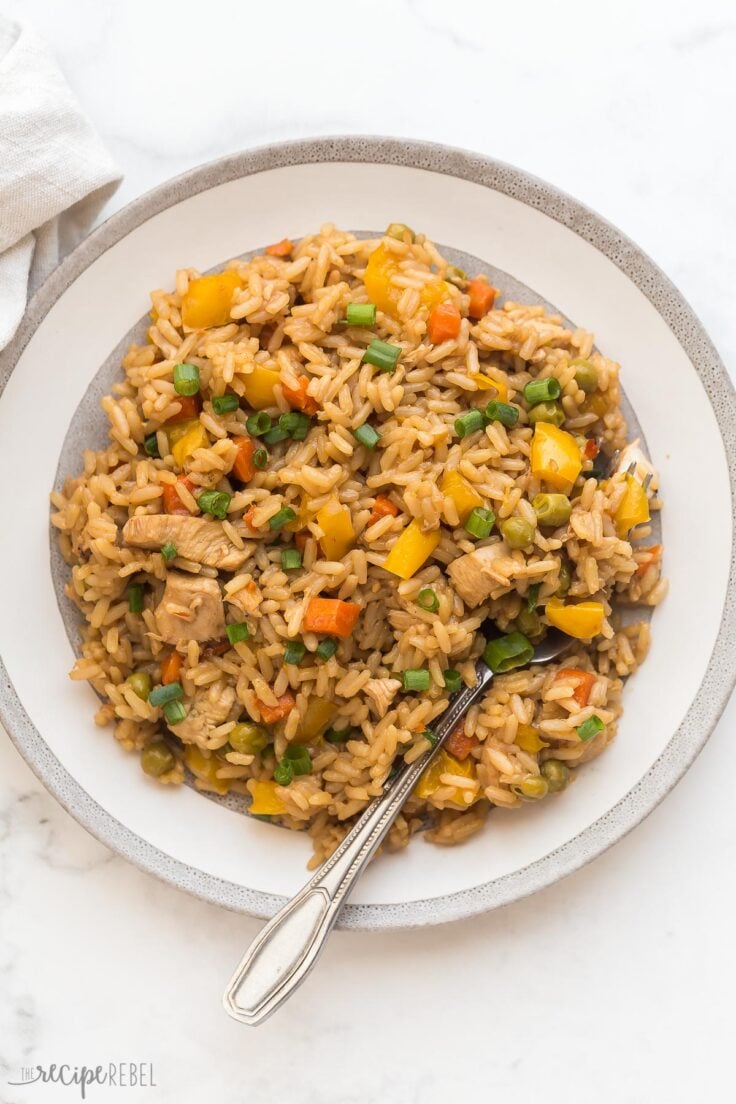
[1, 137, 734, 929]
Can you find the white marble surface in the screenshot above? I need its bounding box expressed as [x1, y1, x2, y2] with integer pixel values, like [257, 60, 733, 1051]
[2, 0, 736, 1100]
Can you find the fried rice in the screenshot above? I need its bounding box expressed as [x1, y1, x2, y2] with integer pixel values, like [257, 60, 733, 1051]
[50, 223, 666, 867]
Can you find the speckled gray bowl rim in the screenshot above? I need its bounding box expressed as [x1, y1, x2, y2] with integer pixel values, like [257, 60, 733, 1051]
[1, 136, 734, 931]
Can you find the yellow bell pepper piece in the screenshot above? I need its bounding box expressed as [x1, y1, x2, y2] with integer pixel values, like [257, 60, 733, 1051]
[546, 597, 605, 640]
[249, 780, 286, 816]
[167, 417, 198, 448]
[614, 475, 650, 538]
[364, 244, 402, 316]
[364, 244, 447, 318]
[181, 271, 242, 329]
[316, 501, 355, 560]
[420, 278, 449, 311]
[242, 365, 281, 410]
[299, 698, 338, 741]
[184, 745, 230, 795]
[383, 518, 441, 580]
[471, 373, 509, 402]
[531, 422, 582, 492]
[514, 724, 548, 753]
[171, 420, 209, 468]
[414, 748, 477, 807]
[441, 470, 484, 524]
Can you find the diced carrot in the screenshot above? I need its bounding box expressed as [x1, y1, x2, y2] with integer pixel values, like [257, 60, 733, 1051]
[232, 435, 256, 482]
[467, 277, 498, 320]
[256, 690, 296, 724]
[294, 531, 309, 553]
[444, 722, 479, 761]
[367, 495, 400, 528]
[162, 477, 195, 515]
[166, 395, 200, 424]
[554, 668, 596, 708]
[427, 301, 462, 344]
[584, 438, 600, 460]
[161, 651, 182, 685]
[265, 238, 293, 258]
[635, 544, 662, 577]
[244, 505, 260, 530]
[303, 597, 361, 638]
[282, 375, 318, 415]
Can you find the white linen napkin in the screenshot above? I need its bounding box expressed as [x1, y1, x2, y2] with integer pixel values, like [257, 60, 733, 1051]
[0, 18, 121, 351]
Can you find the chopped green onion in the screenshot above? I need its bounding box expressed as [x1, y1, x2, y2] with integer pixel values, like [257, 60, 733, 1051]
[197, 489, 231, 520]
[281, 549, 302, 571]
[483, 632, 534, 674]
[128, 584, 143, 613]
[385, 222, 414, 242]
[484, 400, 519, 428]
[402, 668, 430, 692]
[284, 640, 306, 665]
[527, 583, 541, 613]
[226, 622, 250, 645]
[443, 669, 462, 693]
[346, 302, 377, 326]
[173, 362, 201, 397]
[282, 743, 312, 775]
[212, 393, 239, 415]
[524, 377, 561, 405]
[577, 715, 605, 742]
[324, 726, 351, 744]
[246, 411, 272, 436]
[353, 423, 381, 449]
[279, 412, 311, 440]
[363, 339, 401, 372]
[253, 447, 269, 470]
[465, 506, 496, 539]
[263, 426, 290, 445]
[161, 542, 177, 563]
[423, 728, 439, 747]
[163, 699, 187, 725]
[417, 588, 439, 613]
[269, 506, 297, 531]
[149, 681, 183, 707]
[454, 409, 486, 438]
[316, 637, 339, 661]
[144, 433, 160, 458]
[273, 759, 294, 785]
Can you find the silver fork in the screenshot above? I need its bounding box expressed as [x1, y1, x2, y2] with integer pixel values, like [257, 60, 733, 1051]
[223, 629, 572, 1026]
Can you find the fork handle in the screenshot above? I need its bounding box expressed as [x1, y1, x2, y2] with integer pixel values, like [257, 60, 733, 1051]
[223, 660, 494, 1025]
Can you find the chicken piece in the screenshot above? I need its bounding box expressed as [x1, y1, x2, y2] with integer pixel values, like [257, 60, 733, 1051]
[155, 572, 225, 645]
[123, 514, 247, 571]
[447, 542, 508, 607]
[364, 677, 402, 718]
[614, 438, 658, 495]
[170, 678, 237, 744]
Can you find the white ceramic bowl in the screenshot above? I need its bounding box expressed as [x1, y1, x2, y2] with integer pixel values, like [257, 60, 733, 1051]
[1, 137, 734, 929]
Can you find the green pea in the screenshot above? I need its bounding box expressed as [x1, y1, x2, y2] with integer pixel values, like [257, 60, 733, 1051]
[556, 560, 572, 596]
[512, 774, 549, 800]
[532, 493, 572, 528]
[528, 401, 565, 427]
[571, 358, 599, 394]
[385, 222, 414, 242]
[500, 516, 536, 550]
[445, 264, 468, 289]
[515, 608, 542, 638]
[141, 741, 175, 777]
[126, 671, 152, 701]
[229, 722, 270, 755]
[541, 758, 570, 792]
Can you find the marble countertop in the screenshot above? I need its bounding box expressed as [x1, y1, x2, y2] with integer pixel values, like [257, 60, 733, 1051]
[2, 1, 735, 1100]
